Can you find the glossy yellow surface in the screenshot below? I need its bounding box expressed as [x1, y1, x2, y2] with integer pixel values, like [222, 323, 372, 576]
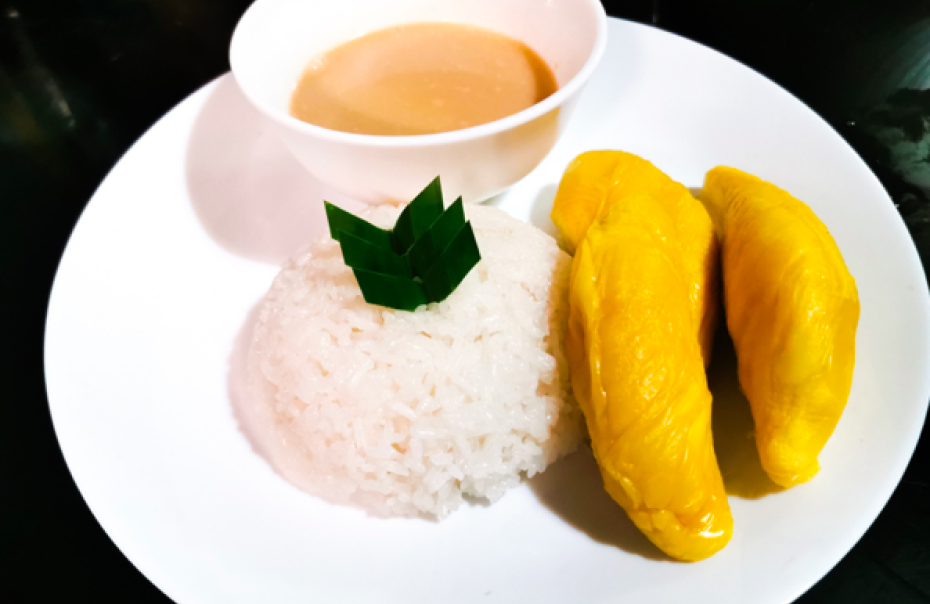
[567, 194, 733, 562]
[551, 150, 719, 363]
[702, 167, 860, 488]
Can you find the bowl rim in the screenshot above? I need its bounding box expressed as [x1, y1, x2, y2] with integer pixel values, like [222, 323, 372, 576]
[229, 0, 609, 148]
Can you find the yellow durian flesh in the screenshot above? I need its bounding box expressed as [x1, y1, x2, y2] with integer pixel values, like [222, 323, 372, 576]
[551, 150, 720, 364]
[702, 166, 860, 488]
[568, 194, 733, 562]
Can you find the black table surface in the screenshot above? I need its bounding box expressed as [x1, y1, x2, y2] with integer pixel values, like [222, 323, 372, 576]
[3, 1, 929, 602]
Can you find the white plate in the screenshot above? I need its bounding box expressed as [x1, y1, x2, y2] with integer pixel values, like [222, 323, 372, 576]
[46, 18, 930, 604]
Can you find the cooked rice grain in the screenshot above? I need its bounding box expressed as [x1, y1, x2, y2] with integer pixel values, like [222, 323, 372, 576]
[247, 204, 583, 517]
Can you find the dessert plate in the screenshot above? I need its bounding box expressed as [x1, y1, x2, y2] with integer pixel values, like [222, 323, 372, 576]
[45, 18, 930, 604]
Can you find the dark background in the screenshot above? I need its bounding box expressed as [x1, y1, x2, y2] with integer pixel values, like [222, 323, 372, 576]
[2, 0, 929, 601]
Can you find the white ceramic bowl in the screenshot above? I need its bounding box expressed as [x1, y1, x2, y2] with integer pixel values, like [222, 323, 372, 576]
[229, 0, 608, 204]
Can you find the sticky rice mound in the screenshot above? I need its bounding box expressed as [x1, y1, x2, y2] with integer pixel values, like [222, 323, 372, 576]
[247, 204, 583, 518]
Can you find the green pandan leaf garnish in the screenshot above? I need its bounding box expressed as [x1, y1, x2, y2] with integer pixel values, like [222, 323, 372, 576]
[324, 177, 481, 311]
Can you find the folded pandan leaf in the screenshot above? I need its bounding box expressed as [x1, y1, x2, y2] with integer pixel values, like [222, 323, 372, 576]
[324, 177, 481, 311]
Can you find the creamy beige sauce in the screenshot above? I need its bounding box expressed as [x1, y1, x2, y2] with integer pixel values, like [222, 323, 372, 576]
[289, 22, 558, 136]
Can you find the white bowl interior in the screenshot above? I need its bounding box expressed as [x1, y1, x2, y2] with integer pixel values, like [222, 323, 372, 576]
[231, 0, 603, 117]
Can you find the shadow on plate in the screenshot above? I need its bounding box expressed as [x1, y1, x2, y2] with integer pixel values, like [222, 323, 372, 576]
[185, 75, 363, 266]
[527, 183, 560, 239]
[708, 319, 784, 499]
[527, 445, 671, 561]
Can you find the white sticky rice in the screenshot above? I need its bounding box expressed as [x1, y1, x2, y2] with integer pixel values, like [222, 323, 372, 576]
[247, 204, 583, 518]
